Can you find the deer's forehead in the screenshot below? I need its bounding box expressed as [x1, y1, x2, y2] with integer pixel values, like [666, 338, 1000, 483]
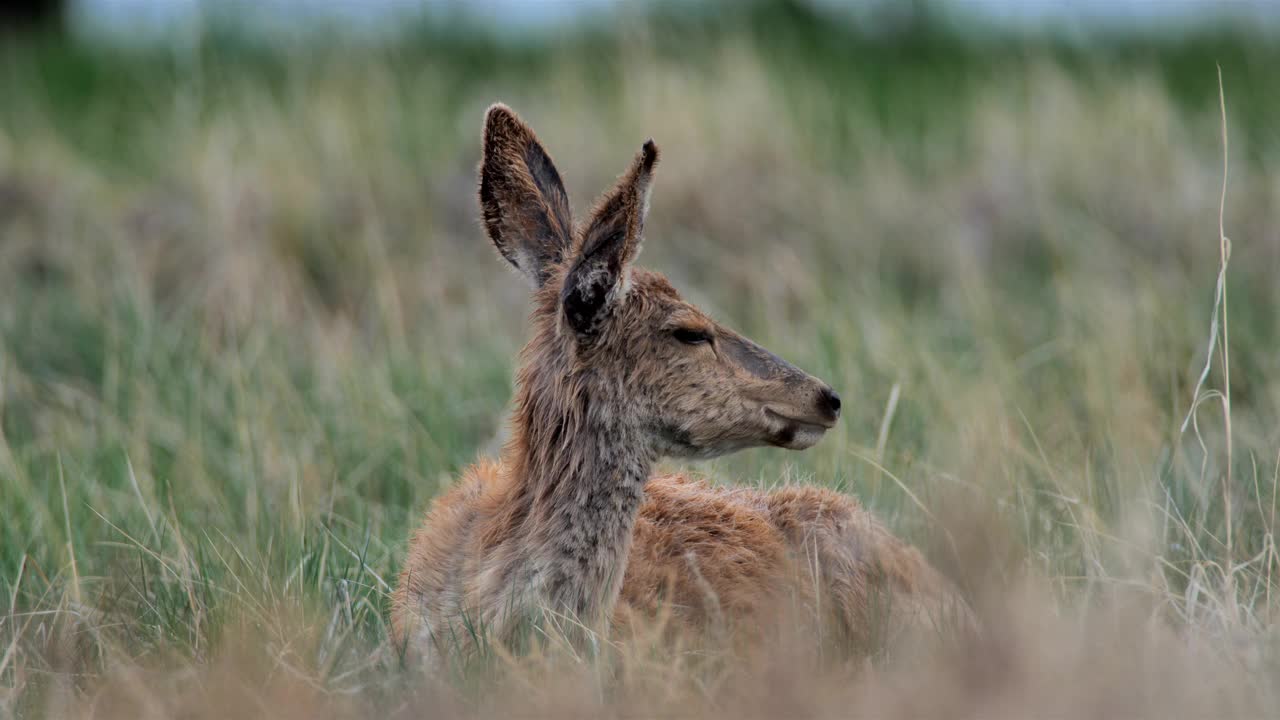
[626, 269, 709, 325]
[629, 269, 682, 303]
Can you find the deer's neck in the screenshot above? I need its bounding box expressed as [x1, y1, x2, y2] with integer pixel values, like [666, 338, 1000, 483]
[501, 375, 654, 622]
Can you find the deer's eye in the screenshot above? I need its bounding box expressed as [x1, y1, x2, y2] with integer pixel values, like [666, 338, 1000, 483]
[672, 327, 713, 346]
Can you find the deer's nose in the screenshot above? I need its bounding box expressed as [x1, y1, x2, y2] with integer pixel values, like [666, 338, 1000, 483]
[820, 387, 842, 421]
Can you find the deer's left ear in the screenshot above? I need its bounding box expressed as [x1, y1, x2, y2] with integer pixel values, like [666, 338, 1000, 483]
[562, 140, 658, 336]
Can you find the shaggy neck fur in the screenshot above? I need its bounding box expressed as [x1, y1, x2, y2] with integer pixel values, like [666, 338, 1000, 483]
[497, 305, 654, 625]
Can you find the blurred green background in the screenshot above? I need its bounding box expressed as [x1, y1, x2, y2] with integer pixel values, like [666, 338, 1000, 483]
[1, 0, 1278, 714]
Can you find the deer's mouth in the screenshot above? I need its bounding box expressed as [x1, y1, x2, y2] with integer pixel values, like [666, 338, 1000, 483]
[764, 409, 833, 450]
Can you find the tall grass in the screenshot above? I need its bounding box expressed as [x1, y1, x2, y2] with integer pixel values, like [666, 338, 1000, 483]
[2, 12, 1279, 717]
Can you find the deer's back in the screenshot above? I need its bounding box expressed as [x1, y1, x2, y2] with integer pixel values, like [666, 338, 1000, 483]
[620, 474, 954, 644]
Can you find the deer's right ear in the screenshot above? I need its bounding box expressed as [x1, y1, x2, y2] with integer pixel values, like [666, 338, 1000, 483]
[478, 104, 573, 288]
[562, 140, 658, 337]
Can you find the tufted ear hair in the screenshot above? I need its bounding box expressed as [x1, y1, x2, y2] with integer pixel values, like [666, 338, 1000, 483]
[478, 104, 574, 288]
[561, 139, 659, 336]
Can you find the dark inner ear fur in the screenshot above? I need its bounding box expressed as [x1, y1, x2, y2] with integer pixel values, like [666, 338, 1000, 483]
[562, 228, 625, 335]
[478, 104, 573, 287]
[562, 140, 659, 336]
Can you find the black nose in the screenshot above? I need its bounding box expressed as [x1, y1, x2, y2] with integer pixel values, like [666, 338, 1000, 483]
[820, 387, 842, 419]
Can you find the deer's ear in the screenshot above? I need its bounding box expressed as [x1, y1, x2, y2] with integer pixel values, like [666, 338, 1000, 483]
[562, 140, 658, 336]
[478, 104, 574, 288]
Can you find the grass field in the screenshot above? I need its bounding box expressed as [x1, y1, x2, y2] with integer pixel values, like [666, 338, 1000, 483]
[2, 3, 1280, 716]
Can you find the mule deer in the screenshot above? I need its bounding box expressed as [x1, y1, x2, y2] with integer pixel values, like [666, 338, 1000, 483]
[392, 104, 964, 664]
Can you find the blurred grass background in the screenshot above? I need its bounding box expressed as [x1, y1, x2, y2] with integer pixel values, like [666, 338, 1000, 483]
[1, 0, 1279, 715]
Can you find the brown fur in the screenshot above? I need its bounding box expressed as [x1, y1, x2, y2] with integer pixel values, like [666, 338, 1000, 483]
[391, 104, 963, 664]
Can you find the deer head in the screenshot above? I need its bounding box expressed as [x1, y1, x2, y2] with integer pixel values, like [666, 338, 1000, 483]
[479, 104, 841, 460]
